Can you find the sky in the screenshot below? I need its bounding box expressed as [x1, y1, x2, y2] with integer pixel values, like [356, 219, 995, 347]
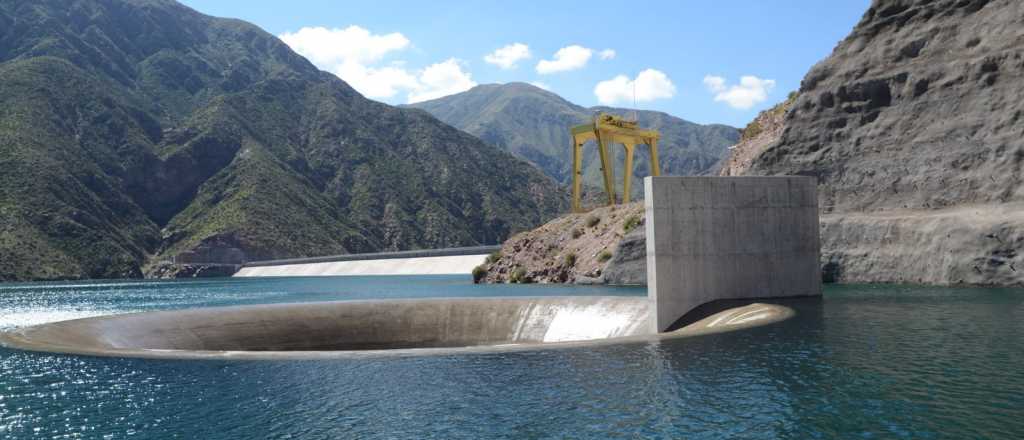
[179, 0, 869, 127]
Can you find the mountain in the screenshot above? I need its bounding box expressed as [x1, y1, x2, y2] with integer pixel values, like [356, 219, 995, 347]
[732, 0, 1024, 285]
[407, 82, 740, 197]
[0, 0, 565, 281]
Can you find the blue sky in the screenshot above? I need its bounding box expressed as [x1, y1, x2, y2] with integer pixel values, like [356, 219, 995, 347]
[180, 0, 868, 127]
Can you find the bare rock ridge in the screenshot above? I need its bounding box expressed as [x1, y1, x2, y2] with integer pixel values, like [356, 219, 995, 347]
[745, 0, 1024, 285]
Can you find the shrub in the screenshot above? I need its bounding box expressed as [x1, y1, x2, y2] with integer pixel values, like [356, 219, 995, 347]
[564, 253, 577, 267]
[571, 228, 583, 239]
[472, 265, 487, 283]
[598, 250, 613, 262]
[510, 267, 530, 283]
[486, 251, 502, 264]
[586, 215, 600, 228]
[741, 119, 763, 142]
[622, 215, 641, 233]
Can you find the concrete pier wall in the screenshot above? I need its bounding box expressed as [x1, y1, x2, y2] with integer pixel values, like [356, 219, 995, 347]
[645, 176, 821, 332]
[233, 246, 499, 277]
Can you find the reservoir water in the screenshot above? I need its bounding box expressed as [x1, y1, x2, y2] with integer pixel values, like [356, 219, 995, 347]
[0, 276, 1021, 439]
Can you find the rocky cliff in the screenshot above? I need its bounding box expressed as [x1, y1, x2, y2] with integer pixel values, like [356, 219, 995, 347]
[743, 0, 1024, 285]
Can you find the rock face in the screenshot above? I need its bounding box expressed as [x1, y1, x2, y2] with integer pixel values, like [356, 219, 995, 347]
[408, 83, 740, 198]
[719, 94, 795, 177]
[744, 0, 1024, 285]
[478, 203, 645, 285]
[147, 262, 239, 279]
[600, 227, 647, 285]
[0, 0, 565, 281]
[819, 205, 1024, 285]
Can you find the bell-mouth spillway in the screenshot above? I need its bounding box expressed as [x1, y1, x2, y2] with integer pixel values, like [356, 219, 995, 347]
[0, 297, 793, 360]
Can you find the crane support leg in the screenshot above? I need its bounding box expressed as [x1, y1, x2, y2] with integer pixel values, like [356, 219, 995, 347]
[596, 132, 616, 205]
[622, 143, 635, 203]
[571, 138, 583, 212]
[649, 138, 661, 177]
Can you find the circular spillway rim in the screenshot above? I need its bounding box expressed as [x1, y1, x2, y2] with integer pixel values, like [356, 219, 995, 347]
[0, 297, 794, 360]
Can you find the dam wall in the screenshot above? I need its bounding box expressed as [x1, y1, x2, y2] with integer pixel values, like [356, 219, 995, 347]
[645, 176, 821, 332]
[233, 246, 499, 277]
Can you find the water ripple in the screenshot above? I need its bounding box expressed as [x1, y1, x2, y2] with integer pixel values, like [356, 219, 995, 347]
[0, 278, 1022, 438]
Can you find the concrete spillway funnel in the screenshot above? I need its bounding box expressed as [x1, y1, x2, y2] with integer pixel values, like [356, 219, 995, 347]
[644, 176, 821, 332]
[0, 298, 794, 360]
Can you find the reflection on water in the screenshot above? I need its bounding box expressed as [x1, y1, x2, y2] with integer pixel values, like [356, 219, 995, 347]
[0, 278, 1022, 439]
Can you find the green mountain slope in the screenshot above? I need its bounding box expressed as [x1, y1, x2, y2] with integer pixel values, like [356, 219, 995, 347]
[407, 82, 740, 196]
[0, 0, 565, 281]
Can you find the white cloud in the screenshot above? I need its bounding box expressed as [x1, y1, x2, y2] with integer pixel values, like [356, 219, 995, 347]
[703, 75, 776, 109]
[594, 69, 677, 105]
[484, 43, 531, 69]
[279, 25, 476, 103]
[599, 49, 616, 60]
[530, 81, 551, 91]
[332, 62, 418, 99]
[702, 75, 726, 93]
[536, 45, 593, 74]
[407, 59, 477, 103]
[279, 25, 409, 66]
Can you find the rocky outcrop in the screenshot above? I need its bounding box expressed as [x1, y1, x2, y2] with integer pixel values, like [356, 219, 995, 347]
[147, 262, 239, 279]
[742, 0, 1024, 286]
[719, 94, 795, 177]
[600, 227, 647, 285]
[477, 203, 646, 284]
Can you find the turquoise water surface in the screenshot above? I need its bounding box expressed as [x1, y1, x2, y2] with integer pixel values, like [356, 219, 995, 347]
[0, 276, 1021, 439]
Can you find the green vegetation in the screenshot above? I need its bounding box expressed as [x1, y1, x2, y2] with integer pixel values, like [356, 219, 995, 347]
[510, 267, 530, 284]
[598, 250, 613, 262]
[623, 215, 641, 233]
[741, 120, 764, 142]
[472, 265, 487, 283]
[0, 1, 566, 281]
[586, 216, 601, 228]
[564, 253, 577, 267]
[486, 251, 503, 264]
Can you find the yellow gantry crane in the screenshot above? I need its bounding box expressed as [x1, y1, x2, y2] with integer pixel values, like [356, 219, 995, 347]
[569, 113, 661, 212]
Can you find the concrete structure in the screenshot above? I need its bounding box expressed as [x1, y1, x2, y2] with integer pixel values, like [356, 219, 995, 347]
[0, 176, 823, 359]
[234, 246, 499, 277]
[570, 113, 661, 211]
[0, 298, 792, 359]
[645, 176, 821, 332]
